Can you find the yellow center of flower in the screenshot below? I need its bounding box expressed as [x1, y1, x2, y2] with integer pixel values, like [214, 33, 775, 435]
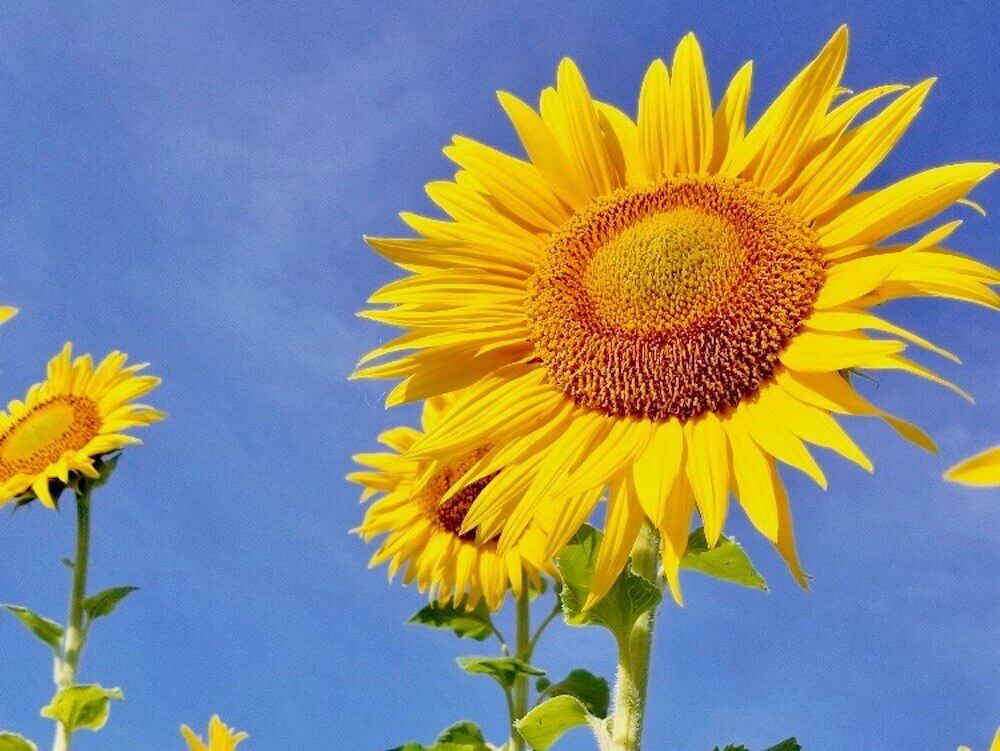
[0, 396, 102, 481]
[420, 449, 496, 541]
[527, 175, 824, 421]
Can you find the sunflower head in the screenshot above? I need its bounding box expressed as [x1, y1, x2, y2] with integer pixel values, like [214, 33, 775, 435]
[181, 715, 248, 751]
[357, 27, 997, 605]
[349, 395, 553, 611]
[0, 343, 164, 508]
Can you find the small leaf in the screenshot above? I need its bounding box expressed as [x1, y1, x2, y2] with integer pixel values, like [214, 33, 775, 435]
[2, 605, 63, 652]
[541, 669, 610, 718]
[83, 587, 139, 621]
[75, 453, 121, 496]
[516, 696, 610, 751]
[535, 677, 552, 693]
[529, 577, 549, 600]
[434, 721, 486, 746]
[681, 528, 768, 591]
[40, 685, 124, 733]
[386, 721, 489, 751]
[0, 733, 38, 751]
[713, 740, 801, 751]
[763, 740, 802, 751]
[408, 600, 495, 642]
[456, 656, 544, 690]
[557, 526, 662, 644]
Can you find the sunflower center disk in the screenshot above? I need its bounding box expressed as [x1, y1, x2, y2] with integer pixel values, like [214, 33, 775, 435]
[527, 176, 825, 421]
[420, 449, 496, 541]
[0, 396, 102, 480]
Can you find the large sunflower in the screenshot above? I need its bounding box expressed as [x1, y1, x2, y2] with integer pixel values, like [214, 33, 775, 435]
[0, 343, 164, 508]
[356, 28, 997, 604]
[350, 395, 559, 611]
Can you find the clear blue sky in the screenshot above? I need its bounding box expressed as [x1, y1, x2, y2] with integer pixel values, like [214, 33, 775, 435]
[0, 2, 996, 750]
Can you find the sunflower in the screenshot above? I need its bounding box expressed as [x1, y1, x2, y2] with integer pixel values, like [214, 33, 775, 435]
[945, 445, 1000, 487]
[0, 343, 164, 508]
[0, 307, 15, 325]
[350, 395, 558, 611]
[356, 27, 997, 605]
[181, 716, 248, 751]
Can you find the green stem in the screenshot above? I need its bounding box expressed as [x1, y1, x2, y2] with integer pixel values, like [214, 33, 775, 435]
[508, 588, 532, 751]
[610, 522, 660, 751]
[527, 597, 561, 657]
[52, 488, 92, 751]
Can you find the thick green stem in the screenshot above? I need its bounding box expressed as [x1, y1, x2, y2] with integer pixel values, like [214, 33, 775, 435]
[508, 588, 532, 751]
[52, 489, 92, 751]
[610, 522, 660, 751]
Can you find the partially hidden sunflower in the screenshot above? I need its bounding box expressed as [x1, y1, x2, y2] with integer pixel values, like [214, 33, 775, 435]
[0, 306, 15, 325]
[0, 343, 164, 508]
[355, 27, 998, 605]
[350, 394, 557, 611]
[181, 715, 248, 751]
[945, 445, 1000, 487]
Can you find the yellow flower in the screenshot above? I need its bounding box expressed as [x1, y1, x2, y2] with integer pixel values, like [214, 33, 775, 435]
[946, 445, 1000, 487]
[957, 727, 1000, 751]
[0, 307, 16, 325]
[0, 343, 164, 508]
[350, 395, 555, 611]
[356, 27, 997, 605]
[181, 715, 248, 751]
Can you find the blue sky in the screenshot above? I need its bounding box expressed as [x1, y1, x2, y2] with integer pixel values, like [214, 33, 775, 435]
[0, 2, 997, 749]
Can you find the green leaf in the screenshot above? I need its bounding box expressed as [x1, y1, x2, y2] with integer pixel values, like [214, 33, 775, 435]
[434, 721, 486, 746]
[74, 453, 121, 496]
[541, 669, 610, 718]
[386, 721, 489, 751]
[681, 528, 768, 591]
[39, 685, 124, 733]
[1, 605, 63, 652]
[408, 600, 495, 642]
[557, 526, 662, 644]
[0, 733, 38, 751]
[83, 587, 139, 621]
[713, 739, 801, 751]
[516, 696, 610, 751]
[763, 740, 802, 751]
[456, 655, 544, 690]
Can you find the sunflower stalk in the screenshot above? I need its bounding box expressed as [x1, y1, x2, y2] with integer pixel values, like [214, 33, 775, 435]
[508, 588, 532, 751]
[52, 486, 94, 751]
[609, 522, 660, 751]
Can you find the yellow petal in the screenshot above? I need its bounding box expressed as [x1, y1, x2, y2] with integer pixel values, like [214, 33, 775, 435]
[711, 61, 753, 173]
[818, 162, 998, 249]
[670, 33, 714, 174]
[637, 58, 673, 178]
[585, 474, 645, 608]
[683, 413, 730, 546]
[944, 445, 1000, 487]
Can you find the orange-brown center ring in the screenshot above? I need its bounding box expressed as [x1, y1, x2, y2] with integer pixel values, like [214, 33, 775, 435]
[526, 175, 825, 421]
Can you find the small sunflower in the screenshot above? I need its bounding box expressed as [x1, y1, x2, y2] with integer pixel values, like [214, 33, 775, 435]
[0, 343, 164, 508]
[356, 27, 997, 604]
[350, 395, 560, 611]
[181, 715, 248, 751]
[945, 445, 1000, 487]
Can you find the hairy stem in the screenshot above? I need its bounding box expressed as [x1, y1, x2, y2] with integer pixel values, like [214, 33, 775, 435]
[508, 588, 532, 751]
[610, 522, 660, 751]
[52, 488, 92, 751]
